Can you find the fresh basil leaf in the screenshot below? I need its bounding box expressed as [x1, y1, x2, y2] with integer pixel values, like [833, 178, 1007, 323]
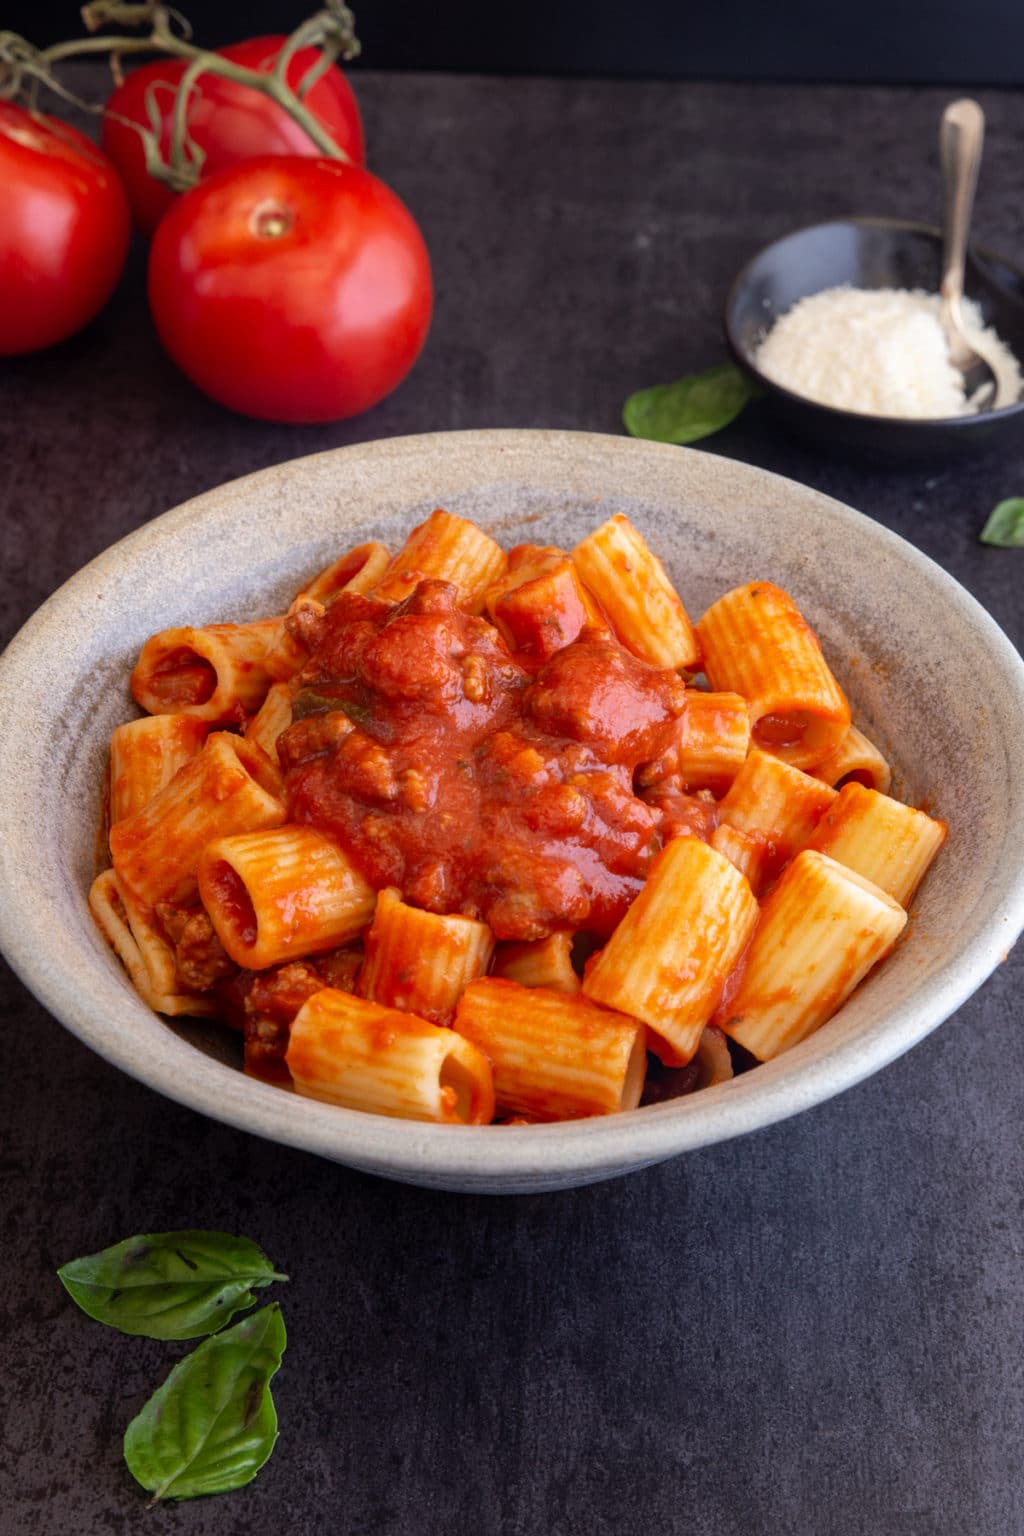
[292, 689, 373, 727]
[339, 699, 372, 726]
[980, 498, 1024, 547]
[291, 687, 342, 720]
[124, 1303, 286, 1503]
[623, 362, 758, 444]
[57, 1231, 288, 1341]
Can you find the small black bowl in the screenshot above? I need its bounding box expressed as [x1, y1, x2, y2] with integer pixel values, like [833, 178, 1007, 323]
[725, 217, 1024, 460]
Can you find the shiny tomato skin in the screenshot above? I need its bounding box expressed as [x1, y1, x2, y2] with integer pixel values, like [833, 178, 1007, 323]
[0, 103, 130, 356]
[147, 156, 432, 423]
[102, 35, 365, 235]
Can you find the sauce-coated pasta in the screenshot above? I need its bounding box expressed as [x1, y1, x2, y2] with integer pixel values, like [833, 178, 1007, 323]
[90, 510, 946, 1125]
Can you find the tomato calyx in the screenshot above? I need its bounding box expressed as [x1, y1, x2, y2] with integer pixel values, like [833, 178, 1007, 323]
[0, 1, 361, 195]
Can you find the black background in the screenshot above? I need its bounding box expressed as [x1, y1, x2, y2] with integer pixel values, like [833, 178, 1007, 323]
[13, 0, 1024, 83]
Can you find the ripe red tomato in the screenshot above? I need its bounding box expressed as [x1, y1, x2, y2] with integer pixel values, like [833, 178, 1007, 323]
[103, 35, 365, 235]
[0, 103, 131, 356]
[147, 156, 432, 423]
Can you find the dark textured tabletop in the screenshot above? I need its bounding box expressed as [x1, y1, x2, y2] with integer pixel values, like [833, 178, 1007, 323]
[3, 69, 1024, 1534]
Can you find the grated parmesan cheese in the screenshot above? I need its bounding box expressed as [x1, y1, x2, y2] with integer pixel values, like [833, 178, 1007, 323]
[754, 286, 1022, 418]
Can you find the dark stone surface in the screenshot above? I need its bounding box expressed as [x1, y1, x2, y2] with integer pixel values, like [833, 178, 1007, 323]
[2, 71, 1023, 1533]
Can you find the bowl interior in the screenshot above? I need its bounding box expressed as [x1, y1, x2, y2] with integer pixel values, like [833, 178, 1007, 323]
[2, 430, 1023, 1192]
[726, 218, 1024, 428]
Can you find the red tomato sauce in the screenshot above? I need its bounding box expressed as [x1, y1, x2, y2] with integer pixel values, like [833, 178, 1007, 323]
[279, 581, 695, 941]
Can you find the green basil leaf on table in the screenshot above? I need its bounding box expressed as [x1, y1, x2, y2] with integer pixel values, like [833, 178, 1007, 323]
[980, 498, 1024, 548]
[57, 1231, 288, 1340]
[623, 362, 759, 444]
[124, 1302, 287, 1503]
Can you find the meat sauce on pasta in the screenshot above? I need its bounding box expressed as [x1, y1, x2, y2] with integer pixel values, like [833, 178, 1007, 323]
[91, 509, 947, 1126]
[281, 579, 693, 940]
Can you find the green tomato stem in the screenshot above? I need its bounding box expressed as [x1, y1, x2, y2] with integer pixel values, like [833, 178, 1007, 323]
[0, 2, 360, 192]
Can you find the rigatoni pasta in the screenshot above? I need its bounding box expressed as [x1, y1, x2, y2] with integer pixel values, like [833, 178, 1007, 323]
[198, 825, 376, 968]
[358, 887, 494, 1024]
[696, 581, 850, 770]
[109, 714, 209, 825]
[810, 724, 892, 794]
[88, 869, 218, 1018]
[709, 823, 773, 897]
[718, 748, 837, 868]
[286, 987, 495, 1124]
[636, 690, 751, 794]
[582, 836, 758, 1065]
[111, 876, 184, 998]
[454, 978, 646, 1120]
[573, 512, 699, 669]
[90, 509, 945, 1130]
[373, 508, 506, 611]
[804, 782, 946, 907]
[131, 618, 282, 723]
[245, 681, 293, 761]
[262, 542, 392, 683]
[109, 732, 286, 909]
[718, 851, 908, 1061]
[491, 932, 581, 994]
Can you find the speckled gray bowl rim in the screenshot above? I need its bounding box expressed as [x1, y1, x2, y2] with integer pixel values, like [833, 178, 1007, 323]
[2, 429, 1023, 1193]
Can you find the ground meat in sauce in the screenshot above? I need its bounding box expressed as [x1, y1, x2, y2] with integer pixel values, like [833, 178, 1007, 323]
[279, 579, 696, 941]
[156, 903, 236, 993]
[215, 950, 363, 1081]
[638, 784, 719, 844]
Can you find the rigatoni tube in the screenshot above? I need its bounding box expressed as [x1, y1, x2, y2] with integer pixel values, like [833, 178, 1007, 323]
[583, 836, 758, 1065]
[637, 689, 751, 794]
[696, 581, 850, 769]
[710, 823, 772, 897]
[805, 783, 946, 908]
[262, 542, 390, 681]
[109, 714, 209, 825]
[454, 978, 646, 1120]
[694, 1026, 734, 1088]
[718, 749, 836, 866]
[305, 541, 392, 602]
[199, 825, 376, 969]
[286, 987, 495, 1124]
[88, 869, 217, 1018]
[810, 724, 892, 793]
[109, 732, 286, 909]
[491, 932, 581, 994]
[245, 681, 293, 762]
[572, 513, 699, 669]
[111, 875, 181, 996]
[130, 618, 281, 723]
[718, 850, 907, 1061]
[373, 509, 507, 612]
[357, 886, 494, 1025]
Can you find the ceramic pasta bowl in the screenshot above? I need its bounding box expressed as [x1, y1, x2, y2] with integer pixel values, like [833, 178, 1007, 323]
[1, 429, 1022, 1192]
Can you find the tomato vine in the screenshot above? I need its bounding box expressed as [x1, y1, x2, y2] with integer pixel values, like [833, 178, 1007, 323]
[0, 0, 361, 192]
